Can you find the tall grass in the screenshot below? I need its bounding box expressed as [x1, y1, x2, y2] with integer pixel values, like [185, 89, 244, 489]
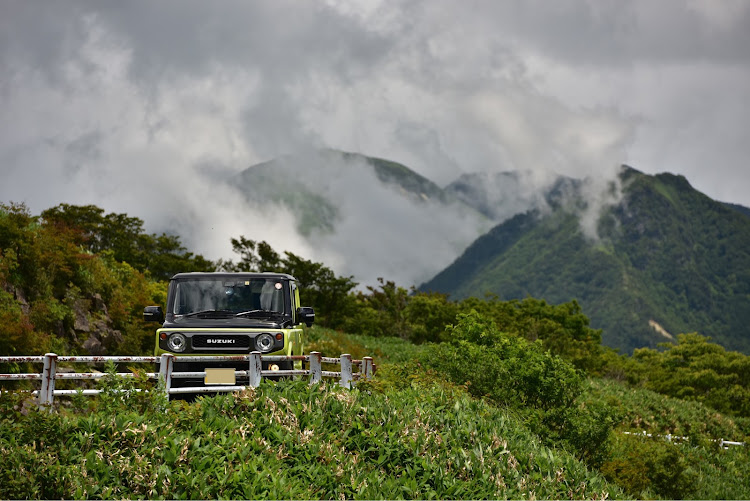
[306, 325, 429, 364]
[0, 377, 621, 500]
[2, 327, 748, 499]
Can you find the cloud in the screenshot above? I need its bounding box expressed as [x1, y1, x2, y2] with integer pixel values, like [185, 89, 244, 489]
[231, 150, 492, 287]
[0, 9, 306, 260]
[1, 0, 749, 286]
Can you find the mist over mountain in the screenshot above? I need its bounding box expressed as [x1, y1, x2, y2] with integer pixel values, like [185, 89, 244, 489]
[233, 150, 496, 287]
[445, 171, 547, 221]
[420, 166, 750, 354]
[227, 150, 750, 355]
[231, 150, 589, 288]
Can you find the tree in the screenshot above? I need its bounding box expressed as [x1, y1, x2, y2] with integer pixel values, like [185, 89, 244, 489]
[220, 237, 357, 328]
[344, 279, 411, 339]
[41, 203, 214, 280]
[630, 333, 750, 417]
[402, 291, 459, 344]
[455, 296, 605, 373]
[218, 237, 281, 272]
[41, 204, 141, 255]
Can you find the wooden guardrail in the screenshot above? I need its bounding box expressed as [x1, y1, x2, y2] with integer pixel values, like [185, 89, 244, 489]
[0, 351, 375, 407]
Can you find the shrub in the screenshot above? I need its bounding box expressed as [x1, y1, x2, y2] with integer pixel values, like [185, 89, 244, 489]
[602, 434, 698, 499]
[420, 310, 614, 466]
[628, 333, 750, 417]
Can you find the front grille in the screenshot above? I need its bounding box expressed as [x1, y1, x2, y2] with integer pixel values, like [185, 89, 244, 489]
[192, 334, 251, 349]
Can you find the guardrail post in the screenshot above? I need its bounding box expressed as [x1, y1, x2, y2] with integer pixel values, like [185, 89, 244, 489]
[309, 351, 322, 385]
[363, 356, 374, 380]
[159, 353, 174, 395]
[340, 353, 352, 389]
[39, 353, 58, 408]
[248, 351, 262, 387]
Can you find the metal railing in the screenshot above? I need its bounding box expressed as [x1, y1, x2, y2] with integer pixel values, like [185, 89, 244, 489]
[622, 430, 746, 449]
[0, 351, 375, 407]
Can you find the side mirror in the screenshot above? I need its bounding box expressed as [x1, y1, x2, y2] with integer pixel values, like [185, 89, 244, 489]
[143, 306, 164, 323]
[297, 306, 315, 327]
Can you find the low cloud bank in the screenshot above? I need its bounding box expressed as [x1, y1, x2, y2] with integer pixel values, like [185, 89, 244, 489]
[5, 2, 741, 285]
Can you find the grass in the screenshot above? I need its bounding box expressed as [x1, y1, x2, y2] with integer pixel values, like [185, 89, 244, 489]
[586, 378, 750, 441]
[2, 328, 749, 499]
[584, 378, 750, 499]
[0, 377, 621, 500]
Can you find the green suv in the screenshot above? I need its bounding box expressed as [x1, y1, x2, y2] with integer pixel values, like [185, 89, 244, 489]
[144, 272, 314, 387]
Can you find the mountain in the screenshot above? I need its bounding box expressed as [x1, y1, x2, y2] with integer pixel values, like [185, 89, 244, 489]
[236, 150, 460, 236]
[233, 150, 583, 287]
[420, 167, 750, 354]
[443, 171, 578, 221]
[724, 201, 750, 218]
[233, 150, 494, 287]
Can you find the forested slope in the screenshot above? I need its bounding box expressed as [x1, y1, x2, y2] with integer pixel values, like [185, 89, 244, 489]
[2, 201, 750, 499]
[421, 167, 750, 354]
[0, 203, 211, 356]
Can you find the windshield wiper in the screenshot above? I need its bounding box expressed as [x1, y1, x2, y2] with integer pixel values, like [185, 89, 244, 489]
[234, 309, 282, 318]
[179, 309, 235, 318]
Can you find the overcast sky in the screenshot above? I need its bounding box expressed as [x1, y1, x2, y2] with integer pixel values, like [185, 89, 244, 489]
[2, 0, 749, 271]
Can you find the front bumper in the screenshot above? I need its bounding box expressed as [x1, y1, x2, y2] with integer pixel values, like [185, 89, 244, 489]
[156, 328, 285, 355]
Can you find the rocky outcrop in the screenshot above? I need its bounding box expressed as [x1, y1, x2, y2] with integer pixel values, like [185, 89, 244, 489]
[82, 320, 123, 356]
[72, 298, 90, 332]
[72, 294, 123, 355]
[2, 282, 30, 316]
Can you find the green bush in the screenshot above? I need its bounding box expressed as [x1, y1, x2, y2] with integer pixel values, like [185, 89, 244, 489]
[587, 377, 750, 499]
[628, 333, 750, 417]
[602, 434, 698, 499]
[421, 310, 614, 466]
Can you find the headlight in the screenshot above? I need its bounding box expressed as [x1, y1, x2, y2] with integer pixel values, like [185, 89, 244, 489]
[255, 333, 275, 353]
[167, 332, 187, 353]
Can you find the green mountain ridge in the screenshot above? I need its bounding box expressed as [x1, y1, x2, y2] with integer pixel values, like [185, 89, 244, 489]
[341, 151, 450, 203]
[443, 170, 579, 221]
[234, 150, 750, 354]
[723, 201, 750, 218]
[236, 149, 475, 236]
[233, 149, 495, 287]
[420, 167, 750, 354]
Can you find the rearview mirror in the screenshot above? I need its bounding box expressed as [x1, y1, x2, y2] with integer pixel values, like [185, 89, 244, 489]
[297, 306, 315, 327]
[143, 306, 164, 323]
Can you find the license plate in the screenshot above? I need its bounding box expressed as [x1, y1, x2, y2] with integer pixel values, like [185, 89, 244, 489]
[204, 368, 236, 385]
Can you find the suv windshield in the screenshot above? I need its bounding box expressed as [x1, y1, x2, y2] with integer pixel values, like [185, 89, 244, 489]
[170, 278, 287, 317]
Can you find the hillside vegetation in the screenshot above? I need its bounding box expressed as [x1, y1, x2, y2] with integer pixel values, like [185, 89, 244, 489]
[0, 203, 210, 357]
[421, 167, 750, 355]
[0, 373, 622, 500]
[1, 201, 750, 499]
[2, 327, 749, 500]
